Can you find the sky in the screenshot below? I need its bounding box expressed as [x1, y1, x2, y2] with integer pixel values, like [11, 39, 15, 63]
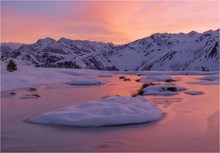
[1, 1, 219, 44]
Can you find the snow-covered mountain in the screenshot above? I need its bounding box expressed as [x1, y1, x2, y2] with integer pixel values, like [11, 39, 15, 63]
[1, 42, 25, 50]
[1, 29, 219, 71]
[1, 42, 25, 60]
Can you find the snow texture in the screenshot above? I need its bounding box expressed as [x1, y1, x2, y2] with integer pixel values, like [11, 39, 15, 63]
[141, 84, 187, 96]
[68, 78, 106, 85]
[29, 96, 163, 127]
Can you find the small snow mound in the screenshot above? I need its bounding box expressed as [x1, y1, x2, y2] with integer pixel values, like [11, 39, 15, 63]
[20, 94, 40, 99]
[188, 75, 219, 85]
[29, 96, 163, 127]
[141, 84, 187, 96]
[68, 78, 106, 85]
[139, 75, 179, 83]
[184, 91, 205, 95]
[199, 75, 219, 81]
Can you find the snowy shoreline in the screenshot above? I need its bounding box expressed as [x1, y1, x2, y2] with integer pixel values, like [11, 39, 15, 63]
[1, 66, 219, 92]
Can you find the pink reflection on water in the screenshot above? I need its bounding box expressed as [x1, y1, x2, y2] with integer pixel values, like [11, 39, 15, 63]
[1, 74, 219, 152]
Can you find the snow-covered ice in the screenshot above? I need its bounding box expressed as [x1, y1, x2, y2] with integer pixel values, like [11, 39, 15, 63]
[184, 91, 205, 95]
[114, 71, 219, 76]
[97, 73, 113, 77]
[188, 81, 219, 85]
[1, 66, 109, 91]
[141, 84, 187, 96]
[68, 78, 106, 85]
[20, 94, 40, 99]
[187, 75, 219, 85]
[29, 96, 163, 127]
[199, 75, 219, 81]
[1, 64, 218, 92]
[138, 75, 179, 82]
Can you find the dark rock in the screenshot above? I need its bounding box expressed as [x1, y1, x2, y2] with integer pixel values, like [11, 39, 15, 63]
[123, 78, 131, 81]
[166, 87, 177, 92]
[29, 88, 37, 91]
[119, 76, 126, 79]
[9, 92, 16, 95]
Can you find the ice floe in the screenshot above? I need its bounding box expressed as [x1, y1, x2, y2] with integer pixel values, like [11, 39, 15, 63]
[199, 75, 219, 81]
[187, 75, 219, 85]
[68, 78, 106, 85]
[114, 71, 219, 76]
[138, 75, 179, 83]
[20, 94, 40, 99]
[29, 96, 163, 127]
[140, 84, 187, 96]
[184, 91, 205, 95]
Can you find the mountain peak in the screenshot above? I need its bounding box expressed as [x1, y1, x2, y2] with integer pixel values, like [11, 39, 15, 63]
[36, 37, 56, 44]
[189, 31, 198, 36]
[35, 37, 56, 49]
[58, 37, 70, 41]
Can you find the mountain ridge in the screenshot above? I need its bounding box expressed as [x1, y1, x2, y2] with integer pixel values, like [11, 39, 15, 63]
[1, 29, 219, 71]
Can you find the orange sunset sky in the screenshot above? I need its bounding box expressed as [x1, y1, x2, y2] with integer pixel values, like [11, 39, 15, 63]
[1, 1, 219, 44]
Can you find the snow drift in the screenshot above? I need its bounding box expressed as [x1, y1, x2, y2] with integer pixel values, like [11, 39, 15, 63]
[29, 96, 163, 127]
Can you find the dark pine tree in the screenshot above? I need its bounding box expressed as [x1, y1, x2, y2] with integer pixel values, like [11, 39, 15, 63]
[7, 59, 17, 72]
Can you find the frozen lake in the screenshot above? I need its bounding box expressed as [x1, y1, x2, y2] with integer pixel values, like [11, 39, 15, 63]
[1, 70, 219, 152]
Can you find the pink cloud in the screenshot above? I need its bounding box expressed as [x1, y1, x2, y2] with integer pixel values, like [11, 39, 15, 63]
[1, 1, 219, 44]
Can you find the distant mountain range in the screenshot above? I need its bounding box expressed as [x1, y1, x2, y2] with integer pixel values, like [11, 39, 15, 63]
[1, 29, 219, 71]
[1, 42, 25, 50]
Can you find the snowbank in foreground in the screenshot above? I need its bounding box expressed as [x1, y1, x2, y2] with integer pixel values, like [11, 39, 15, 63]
[141, 84, 187, 96]
[68, 78, 106, 85]
[29, 96, 163, 127]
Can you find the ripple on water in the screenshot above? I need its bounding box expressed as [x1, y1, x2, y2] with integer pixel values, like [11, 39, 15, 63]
[94, 141, 123, 149]
[151, 98, 182, 107]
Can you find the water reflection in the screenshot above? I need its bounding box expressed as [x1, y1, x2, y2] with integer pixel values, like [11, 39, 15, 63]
[1, 74, 219, 152]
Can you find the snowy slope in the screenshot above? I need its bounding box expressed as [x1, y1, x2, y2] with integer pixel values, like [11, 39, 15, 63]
[76, 29, 219, 71]
[1, 37, 115, 67]
[1, 29, 219, 71]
